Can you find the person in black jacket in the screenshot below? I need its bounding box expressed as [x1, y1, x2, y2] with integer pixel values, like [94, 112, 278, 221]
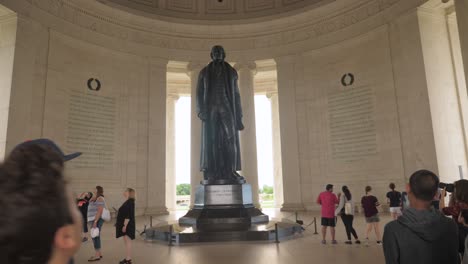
[383, 170, 459, 264]
[77, 192, 93, 242]
[116, 188, 136, 264]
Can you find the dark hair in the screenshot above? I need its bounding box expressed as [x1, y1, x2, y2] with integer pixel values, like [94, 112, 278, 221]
[96, 186, 104, 197]
[342, 186, 352, 200]
[454, 180, 468, 204]
[326, 184, 333, 191]
[0, 143, 72, 264]
[461, 209, 468, 225]
[389, 183, 396, 191]
[365, 186, 372, 194]
[409, 170, 440, 202]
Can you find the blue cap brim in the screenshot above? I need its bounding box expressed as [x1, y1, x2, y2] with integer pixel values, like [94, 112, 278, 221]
[63, 152, 82, 161]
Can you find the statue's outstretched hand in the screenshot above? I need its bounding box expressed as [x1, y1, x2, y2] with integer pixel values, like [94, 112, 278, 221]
[237, 121, 245, 131]
[198, 112, 208, 121]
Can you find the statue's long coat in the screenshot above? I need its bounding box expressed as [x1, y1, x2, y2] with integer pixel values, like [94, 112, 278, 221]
[196, 61, 243, 174]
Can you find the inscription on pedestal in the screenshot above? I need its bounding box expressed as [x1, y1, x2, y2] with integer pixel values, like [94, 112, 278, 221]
[194, 184, 253, 206]
[66, 90, 116, 169]
[206, 185, 243, 205]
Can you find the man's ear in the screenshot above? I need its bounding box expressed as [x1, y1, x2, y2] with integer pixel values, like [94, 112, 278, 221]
[54, 225, 79, 251]
[406, 183, 411, 193]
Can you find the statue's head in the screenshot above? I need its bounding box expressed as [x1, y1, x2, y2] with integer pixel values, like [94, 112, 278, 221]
[210, 45, 226, 62]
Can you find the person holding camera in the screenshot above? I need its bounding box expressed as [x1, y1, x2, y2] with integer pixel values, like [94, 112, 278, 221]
[383, 170, 459, 264]
[440, 179, 468, 255]
[458, 209, 468, 263]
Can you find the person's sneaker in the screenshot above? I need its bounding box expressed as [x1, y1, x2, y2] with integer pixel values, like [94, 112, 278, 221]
[355, 240, 361, 244]
[331, 240, 338, 245]
[321, 240, 326, 245]
[345, 241, 352, 245]
[82, 237, 88, 243]
[365, 238, 369, 247]
[377, 241, 382, 245]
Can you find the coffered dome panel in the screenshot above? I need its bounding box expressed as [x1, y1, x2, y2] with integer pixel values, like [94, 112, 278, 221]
[97, 0, 333, 23]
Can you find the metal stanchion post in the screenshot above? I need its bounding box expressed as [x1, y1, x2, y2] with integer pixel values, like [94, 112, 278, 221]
[169, 225, 174, 246]
[313, 217, 318, 235]
[275, 223, 280, 243]
[150, 216, 153, 228]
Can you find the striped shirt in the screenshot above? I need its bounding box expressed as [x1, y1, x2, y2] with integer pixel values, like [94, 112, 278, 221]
[87, 197, 106, 222]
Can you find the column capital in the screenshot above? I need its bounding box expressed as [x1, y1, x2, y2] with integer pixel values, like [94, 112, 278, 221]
[187, 61, 206, 76]
[234, 61, 257, 74]
[266, 90, 279, 99]
[167, 93, 180, 101]
[149, 57, 169, 67]
[274, 54, 300, 66]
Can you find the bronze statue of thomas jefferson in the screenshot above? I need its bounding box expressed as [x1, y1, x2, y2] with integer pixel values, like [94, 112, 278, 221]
[196, 46, 245, 183]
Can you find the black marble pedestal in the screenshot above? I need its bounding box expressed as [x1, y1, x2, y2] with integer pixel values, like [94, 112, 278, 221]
[144, 183, 302, 244]
[179, 184, 269, 231]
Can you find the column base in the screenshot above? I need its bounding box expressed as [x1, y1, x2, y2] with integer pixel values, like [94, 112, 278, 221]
[145, 206, 169, 216]
[281, 203, 306, 212]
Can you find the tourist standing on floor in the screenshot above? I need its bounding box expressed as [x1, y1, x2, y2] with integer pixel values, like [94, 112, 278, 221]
[361, 186, 382, 245]
[78, 192, 93, 242]
[0, 139, 83, 264]
[383, 170, 459, 264]
[116, 188, 136, 264]
[432, 187, 441, 210]
[386, 183, 402, 220]
[317, 184, 339, 244]
[335, 186, 360, 245]
[401, 191, 410, 212]
[440, 179, 468, 256]
[458, 209, 468, 264]
[87, 186, 106, 262]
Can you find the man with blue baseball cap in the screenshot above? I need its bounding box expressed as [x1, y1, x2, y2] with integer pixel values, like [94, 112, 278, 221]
[0, 138, 83, 264]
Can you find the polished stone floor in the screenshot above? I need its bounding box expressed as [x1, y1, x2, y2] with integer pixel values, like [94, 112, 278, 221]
[76, 210, 389, 264]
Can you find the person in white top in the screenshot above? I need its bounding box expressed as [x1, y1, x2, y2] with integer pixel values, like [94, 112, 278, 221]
[335, 186, 361, 244]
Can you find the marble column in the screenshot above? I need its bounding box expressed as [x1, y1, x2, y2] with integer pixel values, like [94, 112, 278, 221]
[267, 90, 284, 208]
[275, 55, 305, 212]
[188, 62, 205, 207]
[146, 58, 169, 215]
[165, 93, 179, 211]
[454, 0, 468, 94]
[235, 61, 260, 207]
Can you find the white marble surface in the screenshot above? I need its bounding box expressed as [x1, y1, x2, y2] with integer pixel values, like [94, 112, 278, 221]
[75, 210, 389, 264]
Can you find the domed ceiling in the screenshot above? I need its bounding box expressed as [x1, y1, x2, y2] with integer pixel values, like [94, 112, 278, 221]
[97, 0, 334, 23]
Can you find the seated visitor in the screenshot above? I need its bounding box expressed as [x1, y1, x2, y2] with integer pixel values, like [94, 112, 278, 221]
[317, 184, 339, 244]
[0, 139, 83, 264]
[383, 170, 459, 264]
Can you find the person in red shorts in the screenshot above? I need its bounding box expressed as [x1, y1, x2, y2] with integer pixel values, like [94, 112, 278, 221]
[317, 184, 339, 244]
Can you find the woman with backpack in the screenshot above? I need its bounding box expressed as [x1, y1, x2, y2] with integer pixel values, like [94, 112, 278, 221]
[335, 186, 361, 244]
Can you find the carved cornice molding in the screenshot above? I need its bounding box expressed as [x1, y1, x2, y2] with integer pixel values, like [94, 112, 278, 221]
[234, 61, 257, 74]
[4, 0, 427, 54]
